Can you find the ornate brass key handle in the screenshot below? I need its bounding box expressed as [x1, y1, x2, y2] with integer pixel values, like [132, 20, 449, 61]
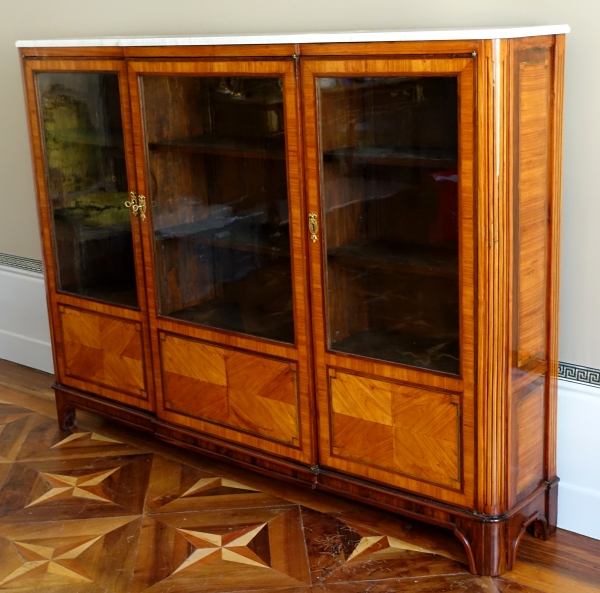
[308, 213, 318, 243]
[125, 191, 147, 221]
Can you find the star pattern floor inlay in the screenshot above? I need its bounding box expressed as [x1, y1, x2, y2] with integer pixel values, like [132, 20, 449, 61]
[1, 364, 591, 593]
[25, 467, 121, 506]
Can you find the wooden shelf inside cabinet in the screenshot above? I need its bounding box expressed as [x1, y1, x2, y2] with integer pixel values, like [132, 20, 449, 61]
[322, 146, 457, 168]
[155, 220, 291, 257]
[327, 240, 458, 279]
[148, 135, 286, 160]
[167, 297, 295, 344]
[331, 329, 460, 375]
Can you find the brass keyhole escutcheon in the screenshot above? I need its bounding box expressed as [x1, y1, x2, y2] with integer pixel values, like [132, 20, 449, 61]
[308, 213, 318, 243]
[125, 191, 147, 222]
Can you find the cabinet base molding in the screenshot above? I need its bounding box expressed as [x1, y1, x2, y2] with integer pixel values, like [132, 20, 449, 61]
[54, 385, 558, 577]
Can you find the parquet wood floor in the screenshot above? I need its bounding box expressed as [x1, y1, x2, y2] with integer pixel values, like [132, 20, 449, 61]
[0, 359, 599, 592]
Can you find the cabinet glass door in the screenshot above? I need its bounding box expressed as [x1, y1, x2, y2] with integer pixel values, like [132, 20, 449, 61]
[140, 74, 294, 344]
[128, 59, 314, 465]
[36, 71, 138, 308]
[303, 57, 476, 505]
[318, 75, 460, 374]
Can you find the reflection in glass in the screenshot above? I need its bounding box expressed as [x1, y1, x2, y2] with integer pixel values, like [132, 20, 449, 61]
[142, 76, 294, 344]
[318, 77, 460, 374]
[37, 72, 137, 308]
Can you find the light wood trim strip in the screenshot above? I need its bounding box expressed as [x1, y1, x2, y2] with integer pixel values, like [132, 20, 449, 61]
[546, 35, 565, 481]
[123, 44, 297, 58]
[299, 40, 478, 56]
[19, 47, 124, 58]
[476, 39, 511, 515]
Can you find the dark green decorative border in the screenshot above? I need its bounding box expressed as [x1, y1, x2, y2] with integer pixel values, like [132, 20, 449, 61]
[1, 252, 598, 389]
[0, 253, 43, 274]
[558, 362, 600, 388]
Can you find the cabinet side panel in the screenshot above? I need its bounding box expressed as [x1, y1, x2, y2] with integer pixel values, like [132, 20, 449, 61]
[516, 380, 545, 494]
[509, 40, 554, 505]
[514, 57, 550, 368]
[547, 34, 565, 484]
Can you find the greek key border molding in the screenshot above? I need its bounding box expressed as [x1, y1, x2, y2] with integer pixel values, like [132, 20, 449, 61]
[558, 362, 600, 388]
[0, 253, 43, 274]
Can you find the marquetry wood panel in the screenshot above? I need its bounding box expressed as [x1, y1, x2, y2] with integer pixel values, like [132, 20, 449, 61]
[474, 39, 511, 517]
[160, 333, 300, 446]
[516, 384, 545, 494]
[299, 40, 478, 56]
[514, 55, 551, 369]
[506, 39, 559, 510]
[124, 43, 296, 58]
[59, 305, 147, 400]
[329, 370, 460, 488]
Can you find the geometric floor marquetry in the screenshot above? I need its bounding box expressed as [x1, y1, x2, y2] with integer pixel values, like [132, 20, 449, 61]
[1, 360, 599, 593]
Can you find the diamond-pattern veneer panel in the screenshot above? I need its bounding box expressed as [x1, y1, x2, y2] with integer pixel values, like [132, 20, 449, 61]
[330, 370, 460, 487]
[59, 306, 146, 398]
[160, 334, 299, 445]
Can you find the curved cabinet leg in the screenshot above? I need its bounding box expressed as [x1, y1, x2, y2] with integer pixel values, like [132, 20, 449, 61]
[453, 518, 507, 576]
[56, 388, 77, 431]
[453, 482, 559, 576]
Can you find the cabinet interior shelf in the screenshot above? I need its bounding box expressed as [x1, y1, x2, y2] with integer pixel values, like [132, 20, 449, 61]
[60, 284, 139, 309]
[327, 239, 458, 278]
[167, 298, 294, 344]
[148, 135, 286, 160]
[155, 220, 290, 257]
[322, 146, 457, 168]
[331, 329, 460, 375]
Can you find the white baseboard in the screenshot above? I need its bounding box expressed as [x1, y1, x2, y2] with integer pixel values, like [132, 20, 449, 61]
[0, 264, 53, 374]
[557, 379, 600, 540]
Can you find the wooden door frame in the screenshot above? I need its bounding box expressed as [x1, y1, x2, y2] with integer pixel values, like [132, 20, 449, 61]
[301, 56, 477, 508]
[126, 58, 316, 465]
[21, 57, 155, 411]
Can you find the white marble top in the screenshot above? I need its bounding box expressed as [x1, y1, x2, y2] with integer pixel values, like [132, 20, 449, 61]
[16, 26, 569, 48]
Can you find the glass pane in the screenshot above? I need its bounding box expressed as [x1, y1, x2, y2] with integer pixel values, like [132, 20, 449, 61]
[143, 76, 294, 344]
[318, 76, 459, 374]
[37, 72, 137, 308]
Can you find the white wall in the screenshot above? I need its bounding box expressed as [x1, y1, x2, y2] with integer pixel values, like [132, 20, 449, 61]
[0, 265, 53, 373]
[557, 380, 600, 539]
[1, 0, 599, 539]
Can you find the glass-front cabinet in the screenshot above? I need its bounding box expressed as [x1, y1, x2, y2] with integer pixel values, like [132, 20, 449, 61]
[21, 32, 566, 577]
